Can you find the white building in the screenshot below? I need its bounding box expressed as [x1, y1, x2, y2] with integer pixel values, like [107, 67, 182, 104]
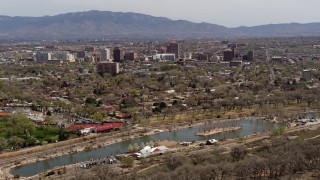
[134, 146, 169, 158]
[153, 54, 175, 61]
[27, 111, 44, 122]
[101, 48, 111, 61]
[63, 53, 76, 62]
[55, 52, 76, 62]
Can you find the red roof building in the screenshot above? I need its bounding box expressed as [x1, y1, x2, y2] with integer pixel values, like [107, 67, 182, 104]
[0, 112, 11, 117]
[69, 122, 125, 133]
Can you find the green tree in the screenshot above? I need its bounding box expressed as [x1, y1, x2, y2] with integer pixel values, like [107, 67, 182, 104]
[272, 125, 286, 136]
[9, 136, 25, 149]
[89, 112, 105, 121]
[0, 137, 7, 151]
[6, 113, 35, 138]
[121, 156, 134, 168]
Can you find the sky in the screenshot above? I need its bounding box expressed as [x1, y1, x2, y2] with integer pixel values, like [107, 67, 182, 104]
[0, 0, 319, 27]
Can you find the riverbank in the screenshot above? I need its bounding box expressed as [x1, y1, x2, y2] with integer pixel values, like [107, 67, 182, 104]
[1, 116, 275, 178]
[196, 126, 242, 136]
[0, 115, 312, 178]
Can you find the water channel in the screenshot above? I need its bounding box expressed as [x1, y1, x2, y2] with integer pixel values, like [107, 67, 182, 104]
[11, 119, 277, 177]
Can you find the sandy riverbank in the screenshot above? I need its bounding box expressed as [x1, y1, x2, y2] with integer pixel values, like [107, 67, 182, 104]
[196, 126, 242, 136]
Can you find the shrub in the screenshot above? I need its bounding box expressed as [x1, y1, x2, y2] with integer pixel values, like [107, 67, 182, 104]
[121, 156, 134, 168]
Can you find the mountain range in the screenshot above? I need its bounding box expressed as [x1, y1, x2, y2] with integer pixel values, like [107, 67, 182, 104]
[0, 10, 320, 40]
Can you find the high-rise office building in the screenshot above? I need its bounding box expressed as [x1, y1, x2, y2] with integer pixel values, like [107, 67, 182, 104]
[100, 48, 111, 61]
[223, 49, 234, 62]
[167, 41, 179, 59]
[113, 47, 124, 62]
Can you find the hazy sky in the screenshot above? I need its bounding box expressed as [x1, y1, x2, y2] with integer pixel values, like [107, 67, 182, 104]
[1, 0, 319, 27]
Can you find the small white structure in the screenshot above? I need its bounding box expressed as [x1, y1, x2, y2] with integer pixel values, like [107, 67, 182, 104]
[27, 111, 44, 122]
[134, 146, 168, 158]
[206, 139, 218, 145]
[79, 128, 96, 135]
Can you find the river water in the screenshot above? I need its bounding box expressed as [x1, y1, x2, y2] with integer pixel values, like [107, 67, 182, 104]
[11, 119, 277, 177]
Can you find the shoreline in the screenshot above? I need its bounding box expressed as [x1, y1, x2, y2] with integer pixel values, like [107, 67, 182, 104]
[196, 126, 242, 136]
[0, 116, 308, 178]
[0, 117, 243, 178]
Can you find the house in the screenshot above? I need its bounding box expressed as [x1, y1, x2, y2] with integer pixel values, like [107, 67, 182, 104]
[27, 111, 45, 122]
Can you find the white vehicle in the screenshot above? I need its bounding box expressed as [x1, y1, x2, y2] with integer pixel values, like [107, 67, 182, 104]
[206, 139, 218, 145]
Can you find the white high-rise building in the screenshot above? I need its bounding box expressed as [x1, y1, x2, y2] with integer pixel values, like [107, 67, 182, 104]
[63, 53, 76, 62]
[100, 48, 111, 61]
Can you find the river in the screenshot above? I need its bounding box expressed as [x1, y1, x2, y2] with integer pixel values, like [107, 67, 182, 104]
[11, 118, 277, 177]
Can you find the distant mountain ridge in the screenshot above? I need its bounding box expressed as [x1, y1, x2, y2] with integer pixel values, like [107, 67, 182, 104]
[0, 10, 319, 40]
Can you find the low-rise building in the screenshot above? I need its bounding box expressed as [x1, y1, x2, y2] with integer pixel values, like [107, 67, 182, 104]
[36, 52, 52, 62]
[97, 61, 120, 75]
[124, 52, 137, 61]
[153, 54, 175, 61]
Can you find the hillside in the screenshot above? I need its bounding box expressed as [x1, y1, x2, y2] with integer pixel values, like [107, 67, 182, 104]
[0, 10, 320, 40]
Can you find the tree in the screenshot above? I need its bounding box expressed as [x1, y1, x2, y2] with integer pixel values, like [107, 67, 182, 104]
[140, 142, 145, 149]
[85, 97, 97, 105]
[128, 144, 134, 152]
[9, 136, 25, 150]
[90, 112, 105, 121]
[121, 156, 134, 168]
[6, 113, 35, 138]
[230, 146, 247, 162]
[165, 154, 185, 170]
[0, 137, 7, 151]
[149, 141, 154, 147]
[91, 165, 119, 180]
[133, 143, 140, 152]
[272, 125, 286, 136]
[39, 124, 52, 138]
